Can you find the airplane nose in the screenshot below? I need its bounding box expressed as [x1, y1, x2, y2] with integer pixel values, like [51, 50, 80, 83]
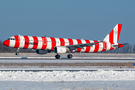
[3, 40, 10, 47]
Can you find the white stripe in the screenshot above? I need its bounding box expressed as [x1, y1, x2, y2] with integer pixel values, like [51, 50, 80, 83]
[107, 42, 111, 50]
[73, 39, 77, 45]
[88, 40, 92, 52]
[113, 24, 118, 44]
[89, 40, 95, 52]
[28, 36, 33, 49]
[55, 38, 60, 47]
[9, 36, 15, 47]
[64, 38, 69, 45]
[81, 40, 86, 52]
[46, 37, 51, 50]
[98, 43, 103, 52]
[81, 40, 85, 44]
[10, 40, 15, 48]
[104, 34, 109, 42]
[19, 36, 25, 48]
[37, 37, 42, 49]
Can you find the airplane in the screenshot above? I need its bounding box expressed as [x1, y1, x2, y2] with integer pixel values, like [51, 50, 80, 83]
[3, 24, 127, 59]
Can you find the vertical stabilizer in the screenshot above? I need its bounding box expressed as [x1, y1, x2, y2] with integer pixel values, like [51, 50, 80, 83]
[103, 24, 122, 44]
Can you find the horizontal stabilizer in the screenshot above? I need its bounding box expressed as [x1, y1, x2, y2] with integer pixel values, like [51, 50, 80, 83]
[112, 43, 129, 48]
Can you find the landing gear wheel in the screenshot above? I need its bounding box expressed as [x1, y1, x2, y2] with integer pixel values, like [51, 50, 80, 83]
[67, 54, 73, 59]
[55, 54, 60, 59]
[15, 52, 19, 55]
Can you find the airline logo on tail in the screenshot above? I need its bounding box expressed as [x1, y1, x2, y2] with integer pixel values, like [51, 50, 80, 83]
[3, 24, 127, 59]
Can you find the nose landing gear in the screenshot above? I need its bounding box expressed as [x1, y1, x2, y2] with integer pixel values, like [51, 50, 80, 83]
[15, 48, 20, 55]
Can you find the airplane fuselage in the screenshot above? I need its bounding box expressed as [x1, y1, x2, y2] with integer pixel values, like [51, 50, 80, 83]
[4, 35, 123, 53]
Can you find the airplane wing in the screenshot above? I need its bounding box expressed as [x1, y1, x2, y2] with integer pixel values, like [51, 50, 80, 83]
[65, 41, 102, 50]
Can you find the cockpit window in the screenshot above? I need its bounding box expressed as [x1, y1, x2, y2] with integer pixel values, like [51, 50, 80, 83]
[8, 38, 15, 40]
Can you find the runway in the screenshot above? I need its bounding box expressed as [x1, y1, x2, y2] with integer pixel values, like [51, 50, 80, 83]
[0, 57, 135, 60]
[0, 53, 135, 60]
[0, 53, 135, 71]
[0, 58, 135, 71]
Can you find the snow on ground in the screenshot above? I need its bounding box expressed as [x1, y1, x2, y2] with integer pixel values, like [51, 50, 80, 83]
[1, 70, 135, 81]
[0, 70, 135, 90]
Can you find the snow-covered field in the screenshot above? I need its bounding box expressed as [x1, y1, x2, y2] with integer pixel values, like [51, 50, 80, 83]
[1, 70, 135, 81]
[0, 70, 135, 90]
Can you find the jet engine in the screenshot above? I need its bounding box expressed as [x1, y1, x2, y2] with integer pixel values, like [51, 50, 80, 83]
[54, 46, 67, 53]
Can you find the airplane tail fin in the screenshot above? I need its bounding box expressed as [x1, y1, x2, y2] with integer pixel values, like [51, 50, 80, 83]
[103, 24, 122, 44]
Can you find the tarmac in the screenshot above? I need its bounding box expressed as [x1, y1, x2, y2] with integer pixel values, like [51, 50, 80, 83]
[0, 53, 135, 71]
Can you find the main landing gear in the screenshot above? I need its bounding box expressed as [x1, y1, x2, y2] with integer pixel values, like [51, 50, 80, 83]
[55, 54, 73, 59]
[55, 54, 61, 59]
[67, 54, 73, 59]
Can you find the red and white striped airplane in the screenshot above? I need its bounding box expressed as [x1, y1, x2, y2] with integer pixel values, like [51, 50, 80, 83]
[3, 24, 127, 59]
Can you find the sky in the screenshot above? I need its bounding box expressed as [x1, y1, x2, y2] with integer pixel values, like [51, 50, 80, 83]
[0, 0, 135, 44]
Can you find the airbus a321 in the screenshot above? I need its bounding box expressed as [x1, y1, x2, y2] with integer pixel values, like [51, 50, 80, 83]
[3, 24, 127, 59]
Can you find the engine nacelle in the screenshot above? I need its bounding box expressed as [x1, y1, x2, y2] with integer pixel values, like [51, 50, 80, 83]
[54, 46, 67, 53]
[36, 50, 50, 54]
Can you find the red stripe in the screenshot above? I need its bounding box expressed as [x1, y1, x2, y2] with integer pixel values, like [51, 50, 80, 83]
[68, 39, 73, 45]
[14, 36, 20, 48]
[93, 40, 99, 52]
[32, 36, 38, 49]
[117, 24, 122, 43]
[41, 37, 47, 50]
[76, 39, 82, 52]
[50, 37, 56, 50]
[59, 38, 65, 46]
[118, 43, 123, 48]
[109, 29, 114, 44]
[85, 40, 91, 52]
[23, 36, 29, 49]
[102, 42, 107, 51]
